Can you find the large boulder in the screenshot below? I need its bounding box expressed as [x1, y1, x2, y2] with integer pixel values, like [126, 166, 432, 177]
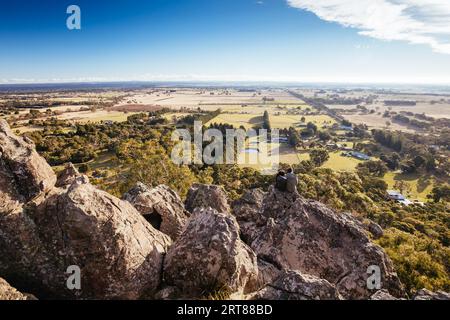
[255, 258, 281, 290]
[0, 120, 58, 297]
[251, 270, 342, 300]
[250, 187, 404, 299]
[231, 189, 266, 244]
[123, 183, 189, 240]
[28, 179, 172, 299]
[0, 119, 56, 207]
[163, 208, 258, 297]
[370, 289, 399, 300]
[0, 277, 31, 300]
[185, 184, 230, 213]
[55, 163, 85, 188]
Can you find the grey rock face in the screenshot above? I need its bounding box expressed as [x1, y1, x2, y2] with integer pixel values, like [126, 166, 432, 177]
[123, 183, 189, 240]
[163, 208, 258, 297]
[250, 186, 405, 299]
[251, 270, 342, 300]
[413, 289, 450, 300]
[0, 121, 172, 299]
[185, 184, 230, 213]
[55, 162, 85, 188]
[30, 180, 172, 299]
[231, 188, 266, 244]
[370, 289, 399, 300]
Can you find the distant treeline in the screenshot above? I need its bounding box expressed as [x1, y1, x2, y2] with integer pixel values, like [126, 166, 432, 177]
[384, 100, 417, 106]
[1, 100, 99, 109]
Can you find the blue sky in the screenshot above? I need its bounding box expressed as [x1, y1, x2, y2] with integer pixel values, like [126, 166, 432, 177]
[1, 0, 450, 84]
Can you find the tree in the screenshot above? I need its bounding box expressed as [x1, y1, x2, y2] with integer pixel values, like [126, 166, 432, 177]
[394, 180, 411, 195]
[288, 127, 301, 147]
[429, 185, 450, 203]
[400, 160, 417, 174]
[29, 109, 41, 118]
[309, 148, 329, 167]
[342, 119, 352, 127]
[357, 160, 389, 177]
[413, 155, 426, 169]
[262, 110, 271, 131]
[306, 122, 317, 134]
[380, 153, 400, 170]
[318, 131, 331, 142]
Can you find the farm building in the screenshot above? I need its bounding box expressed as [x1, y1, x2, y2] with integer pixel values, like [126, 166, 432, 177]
[271, 136, 289, 143]
[340, 125, 354, 131]
[387, 190, 412, 206]
[342, 151, 371, 161]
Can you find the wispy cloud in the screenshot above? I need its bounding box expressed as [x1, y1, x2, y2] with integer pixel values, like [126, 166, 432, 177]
[287, 0, 450, 54]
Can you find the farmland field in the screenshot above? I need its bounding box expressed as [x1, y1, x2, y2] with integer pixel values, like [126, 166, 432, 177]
[117, 89, 303, 110]
[383, 172, 437, 201]
[206, 110, 335, 130]
[322, 152, 363, 172]
[58, 110, 138, 123]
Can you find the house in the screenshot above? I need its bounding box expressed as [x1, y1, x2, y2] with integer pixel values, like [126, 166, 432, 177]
[271, 136, 288, 143]
[326, 143, 342, 150]
[387, 190, 412, 206]
[340, 125, 354, 131]
[351, 151, 370, 160]
[342, 151, 371, 160]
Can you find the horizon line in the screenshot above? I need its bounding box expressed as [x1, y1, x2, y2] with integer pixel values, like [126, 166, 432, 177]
[1, 79, 450, 87]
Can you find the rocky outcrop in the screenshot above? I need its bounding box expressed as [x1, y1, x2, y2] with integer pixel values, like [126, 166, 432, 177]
[123, 183, 189, 240]
[0, 121, 172, 299]
[29, 179, 172, 299]
[249, 187, 404, 299]
[163, 208, 258, 297]
[413, 289, 450, 300]
[231, 188, 266, 244]
[365, 220, 384, 239]
[0, 119, 56, 207]
[55, 163, 85, 188]
[251, 270, 342, 300]
[0, 120, 58, 297]
[0, 277, 31, 300]
[370, 289, 399, 300]
[185, 184, 230, 213]
[2, 121, 447, 301]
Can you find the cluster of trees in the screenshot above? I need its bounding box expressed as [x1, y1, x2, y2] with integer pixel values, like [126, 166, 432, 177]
[372, 129, 404, 152]
[392, 114, 430, 129]
[177, 108, 222, 126]
[357, 160, 388, 177]
[309, 148, 330, 167]
[1, 99, 97, 109]
[372, 129, 443, 175]
[287, 127, 302, 147]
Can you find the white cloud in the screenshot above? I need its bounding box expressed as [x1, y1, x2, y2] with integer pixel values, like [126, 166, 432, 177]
[287, 0, 450, 54]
